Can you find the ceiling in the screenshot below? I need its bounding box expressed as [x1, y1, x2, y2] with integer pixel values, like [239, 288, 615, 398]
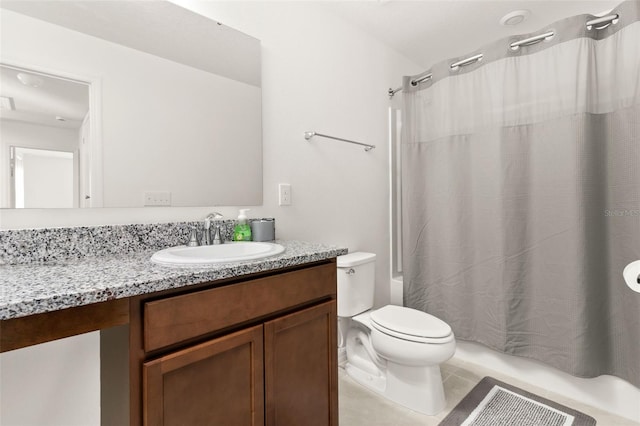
[320, 0, 621, 69]
[0, 65, 89, 129]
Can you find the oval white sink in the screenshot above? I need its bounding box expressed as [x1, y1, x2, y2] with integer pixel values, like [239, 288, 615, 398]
[151, 242, 285, 266]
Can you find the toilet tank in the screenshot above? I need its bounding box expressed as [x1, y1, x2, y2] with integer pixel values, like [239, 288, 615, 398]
[337, 252, 376, 317]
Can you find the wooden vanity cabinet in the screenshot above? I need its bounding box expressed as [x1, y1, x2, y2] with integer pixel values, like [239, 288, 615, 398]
[136, 261, 338, 426]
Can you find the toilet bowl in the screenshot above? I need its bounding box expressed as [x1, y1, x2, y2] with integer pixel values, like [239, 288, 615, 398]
[337, 252, 455, 415]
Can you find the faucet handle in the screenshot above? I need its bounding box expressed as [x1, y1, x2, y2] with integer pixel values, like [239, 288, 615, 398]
[212, 223, 224, 245]
[203, 213, 223, 245]
[187, 226, 200, 247]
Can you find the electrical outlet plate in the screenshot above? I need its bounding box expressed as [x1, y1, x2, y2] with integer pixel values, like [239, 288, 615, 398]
[279, 183, 291, 206]
[144, 191, 171, 206]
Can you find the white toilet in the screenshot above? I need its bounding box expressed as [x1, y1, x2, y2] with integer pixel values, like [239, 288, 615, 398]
[337, 252, 455, 415]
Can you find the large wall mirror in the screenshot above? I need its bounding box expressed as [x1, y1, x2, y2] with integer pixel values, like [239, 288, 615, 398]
[0, 1, 262, 209]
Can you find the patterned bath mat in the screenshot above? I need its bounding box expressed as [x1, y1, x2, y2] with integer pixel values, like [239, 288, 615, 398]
[439, 377, 596, 426]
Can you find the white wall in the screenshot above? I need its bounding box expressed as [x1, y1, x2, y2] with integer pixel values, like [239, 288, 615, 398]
[175, 1, 422, 307]
[0, 333, 100, 426]
[0, 2, 422, 424]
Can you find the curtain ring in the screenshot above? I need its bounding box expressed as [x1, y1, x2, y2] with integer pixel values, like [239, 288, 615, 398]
[586, 14, 619, 31]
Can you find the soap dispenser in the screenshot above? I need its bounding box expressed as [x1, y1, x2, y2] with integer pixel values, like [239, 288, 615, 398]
[233, 209, 252, 241]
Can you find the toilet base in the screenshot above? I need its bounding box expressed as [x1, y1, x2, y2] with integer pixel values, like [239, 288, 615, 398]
[385, 362, 446, 415]
[345, 361, 446, 416]
[345, 362, 386, 395]
[338, 347, 347, 367]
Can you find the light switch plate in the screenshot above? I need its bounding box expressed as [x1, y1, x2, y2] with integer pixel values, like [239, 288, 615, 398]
[279, 184, 291, 206]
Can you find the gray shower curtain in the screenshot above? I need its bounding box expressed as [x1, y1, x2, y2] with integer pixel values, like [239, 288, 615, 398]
[402, 1, 640, 387]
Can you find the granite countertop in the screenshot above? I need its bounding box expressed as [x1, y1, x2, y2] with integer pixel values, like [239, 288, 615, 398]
[0, 240, 347, 321]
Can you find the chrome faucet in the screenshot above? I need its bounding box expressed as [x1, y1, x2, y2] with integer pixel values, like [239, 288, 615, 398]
[203, 212, 224, 245]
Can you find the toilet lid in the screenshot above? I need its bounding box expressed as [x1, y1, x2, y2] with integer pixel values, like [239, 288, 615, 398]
[370, 305, 452, 339]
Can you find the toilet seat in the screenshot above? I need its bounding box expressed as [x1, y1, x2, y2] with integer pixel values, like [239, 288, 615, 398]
[370, 305, 454, 344]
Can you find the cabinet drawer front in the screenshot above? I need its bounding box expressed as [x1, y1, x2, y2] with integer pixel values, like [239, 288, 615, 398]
[144, 262, 336, 352]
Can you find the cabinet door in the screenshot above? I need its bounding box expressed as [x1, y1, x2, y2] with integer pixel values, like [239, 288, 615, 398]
[264, 301, 338, 426]
[143, 325, 264, 426]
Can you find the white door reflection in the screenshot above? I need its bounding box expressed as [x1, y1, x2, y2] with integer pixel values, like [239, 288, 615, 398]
[11, 146, 75, 208]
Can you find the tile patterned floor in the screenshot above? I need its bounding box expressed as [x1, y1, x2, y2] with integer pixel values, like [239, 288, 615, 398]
[338, 357, 640, 426]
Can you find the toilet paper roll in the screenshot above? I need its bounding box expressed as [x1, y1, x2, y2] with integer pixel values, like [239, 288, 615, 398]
[623, 260, 640, 293]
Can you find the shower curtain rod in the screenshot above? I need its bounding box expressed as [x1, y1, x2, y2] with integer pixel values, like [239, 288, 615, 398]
[304, 131, 375, 151]
[387, 13, 619, 98]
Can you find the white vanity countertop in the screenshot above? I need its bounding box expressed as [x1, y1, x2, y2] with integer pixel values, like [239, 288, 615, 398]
[0, 240, 347, 320]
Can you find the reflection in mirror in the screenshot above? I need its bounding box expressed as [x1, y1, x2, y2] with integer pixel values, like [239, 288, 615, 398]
[0, 65, 90, 208]
[0, 0, 262, 209]
[11, 147, 75, 208]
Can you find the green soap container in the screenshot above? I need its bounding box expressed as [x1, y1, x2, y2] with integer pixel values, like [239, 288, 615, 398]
[233, 209, 252, 241]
